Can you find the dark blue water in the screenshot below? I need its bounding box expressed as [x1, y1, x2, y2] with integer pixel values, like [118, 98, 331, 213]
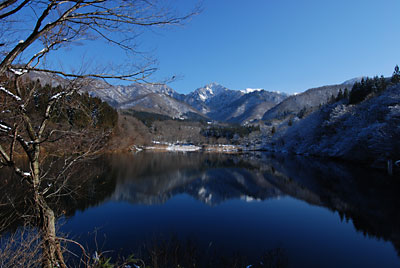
[60, 152, 400, 267]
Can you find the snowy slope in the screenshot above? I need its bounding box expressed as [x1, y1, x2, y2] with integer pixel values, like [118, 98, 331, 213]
[341, 76, 368, 86]
[119, 93, 204, 119]
[208, 90, 288, 124]
[271, 83, 400, 165]
[184, 82, 288, 123]
[183, 82, 237, 113]
[262, 84, 346, 121]
[86, 81, 185, 107]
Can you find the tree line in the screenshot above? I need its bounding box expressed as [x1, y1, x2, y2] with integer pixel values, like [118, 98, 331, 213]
[327, 65, 400, 105]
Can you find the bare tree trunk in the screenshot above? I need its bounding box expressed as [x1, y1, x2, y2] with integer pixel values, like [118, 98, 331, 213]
[31, 146, 66, 268]
[36, 193, 67, 268]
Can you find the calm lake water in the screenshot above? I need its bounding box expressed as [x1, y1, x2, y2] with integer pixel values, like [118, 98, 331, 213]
[59, 152, 400, 267]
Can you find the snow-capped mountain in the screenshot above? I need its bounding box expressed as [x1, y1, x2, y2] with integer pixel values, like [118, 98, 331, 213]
[25, 70, 377, 127]
[183, 83, 238, 113]
[23, 71, 290, 123]
[118, 92, 202, 119]
[191, 82, 230, 101]
[209, 90, 288, 124]
[86, 80, 185, 108]
[183, 82, 287, 123]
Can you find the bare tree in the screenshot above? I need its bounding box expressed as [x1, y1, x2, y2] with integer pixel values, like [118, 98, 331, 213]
[0, 1, 198, 267]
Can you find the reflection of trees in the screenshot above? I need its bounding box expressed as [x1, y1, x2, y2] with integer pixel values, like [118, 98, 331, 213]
[102, 152, 400, 256]
[51, 157, 118, 218]
[2, 151, 400, 261]
[0, 156, 117, 231]
[253, 153, 400, 256]
[1, 0, 197, 265]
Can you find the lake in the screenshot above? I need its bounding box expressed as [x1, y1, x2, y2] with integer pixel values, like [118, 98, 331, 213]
[58, 152, 400, 267]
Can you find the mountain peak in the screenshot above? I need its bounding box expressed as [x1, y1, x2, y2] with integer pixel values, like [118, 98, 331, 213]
[206, 82, 221, 87]
[193, 82, 230, 101]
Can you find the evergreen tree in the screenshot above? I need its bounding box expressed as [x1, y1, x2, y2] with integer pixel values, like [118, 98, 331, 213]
[328, 94, 335, 104]
[379, 76, 386, 92]
[349, 77, 377, 104]
[297, 107, 307, 119]
[392, 65, 400, 84]
[343, 88, 349, 100]
[336, 89, 344, 101]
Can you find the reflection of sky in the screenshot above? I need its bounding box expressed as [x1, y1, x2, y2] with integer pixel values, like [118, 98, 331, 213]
[58, 152, 400, 267]
[63, 193, 399, 268]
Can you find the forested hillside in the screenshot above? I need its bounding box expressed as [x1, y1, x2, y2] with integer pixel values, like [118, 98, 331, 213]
[267, 69, 400, 167]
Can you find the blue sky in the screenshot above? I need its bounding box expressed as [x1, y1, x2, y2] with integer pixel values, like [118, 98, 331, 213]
[55, 0, 400, 94]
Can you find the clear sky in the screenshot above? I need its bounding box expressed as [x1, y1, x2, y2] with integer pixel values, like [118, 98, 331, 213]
[54, 0, 400, 94]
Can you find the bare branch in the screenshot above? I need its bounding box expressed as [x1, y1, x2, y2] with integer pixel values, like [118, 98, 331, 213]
[0, 85, 22, 101]
[0, 0, 18, 11]
[0, 0, 29, 20]
[27, 67, 158, 82]
[0, 1, 199, 266]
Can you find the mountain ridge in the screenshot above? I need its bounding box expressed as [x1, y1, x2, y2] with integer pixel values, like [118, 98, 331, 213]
[22, 71, 365, 125]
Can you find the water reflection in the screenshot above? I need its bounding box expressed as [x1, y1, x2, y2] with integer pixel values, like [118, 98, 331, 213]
[63, 152, 400, 258]
[2, 151, 400, 267]
[108, 152, 282, 205]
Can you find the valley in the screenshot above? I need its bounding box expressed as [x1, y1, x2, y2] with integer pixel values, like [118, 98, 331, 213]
[24, 69, 400, 171]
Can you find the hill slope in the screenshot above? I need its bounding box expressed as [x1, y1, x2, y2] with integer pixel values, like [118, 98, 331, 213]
[269, 83, 400, 165]
[262, 84, 347, 122]
[209, 90, 287, 124]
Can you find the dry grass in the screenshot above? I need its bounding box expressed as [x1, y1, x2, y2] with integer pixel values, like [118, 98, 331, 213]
[0, 227, 43, 268]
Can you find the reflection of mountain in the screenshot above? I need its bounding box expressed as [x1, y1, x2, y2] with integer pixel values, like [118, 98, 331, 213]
[112, 167, 283, 205]
[108, 153, 283, 205]
[2, 152, 399, 256]
[101, 152, 400, 255]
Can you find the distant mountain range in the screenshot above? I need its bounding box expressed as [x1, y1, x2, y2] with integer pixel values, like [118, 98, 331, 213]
[24, 70, 359, 125]
[84, 80, 290, 124]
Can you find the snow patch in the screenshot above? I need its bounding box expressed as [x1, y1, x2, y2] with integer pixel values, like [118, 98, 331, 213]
[240, 88, 263, 94]
[166, 144, 201, 152]
[199, 93, 206, 101]
[205, 86, 214, 95]
[10, 68, 28, 76]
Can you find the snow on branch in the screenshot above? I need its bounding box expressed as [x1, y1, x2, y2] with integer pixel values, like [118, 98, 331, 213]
[50, 92, 66, 101]
[9, 68, 28, 76]
[0, 86, 22, 101]
[0, 123, 11, 132]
